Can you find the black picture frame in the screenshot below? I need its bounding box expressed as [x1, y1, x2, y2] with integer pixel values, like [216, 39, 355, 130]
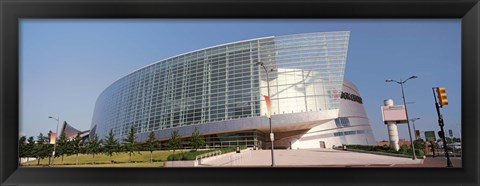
[1, 0, 478, 185]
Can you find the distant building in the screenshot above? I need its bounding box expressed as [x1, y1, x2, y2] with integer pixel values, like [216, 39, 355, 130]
[90, 31, 376, 149]
[59, 121, 90, 142]
[377, 139, 411, 147]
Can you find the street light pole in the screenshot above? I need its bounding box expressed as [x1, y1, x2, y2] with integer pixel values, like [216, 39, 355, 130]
[386, 76, 417, 160]
[257, 62, 275, 167]
[410, 118, 420, 140]
[48, 116, 60, 166]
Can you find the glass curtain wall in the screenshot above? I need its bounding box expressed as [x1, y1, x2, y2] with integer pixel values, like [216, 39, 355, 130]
[92, 39, 265, 138]
[91, 31, 350, 140]
[258, 32, 350, 117]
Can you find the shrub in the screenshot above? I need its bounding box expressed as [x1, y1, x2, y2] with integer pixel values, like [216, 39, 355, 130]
[414, 139, 426, 150]
[167, 150, 203, 161]
[219, 147, 235, 154]
[415, 149, 425, 157]
[166, 146, 250, 161]
[345, 144, 425, 158]
[166, 149, 217, 161]
[387, 148, 400, 154]
[399, 145, 409, 154]
[347, 144, 390, 152]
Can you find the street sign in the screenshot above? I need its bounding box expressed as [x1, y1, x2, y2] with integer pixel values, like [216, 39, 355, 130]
[448, 129, 453, 138]
[425, 131, 436, 141]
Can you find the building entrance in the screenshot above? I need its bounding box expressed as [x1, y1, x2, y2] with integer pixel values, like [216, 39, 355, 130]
[319, 141, 326, 148]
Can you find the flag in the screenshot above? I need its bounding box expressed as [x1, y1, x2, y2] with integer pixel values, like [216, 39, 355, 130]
[264, 95, 271, 118]
[49, 132, 56, 144]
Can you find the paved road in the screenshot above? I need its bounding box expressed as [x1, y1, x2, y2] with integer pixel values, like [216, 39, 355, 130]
[199, 149, 426, 167]
[391, 156, 462, 167]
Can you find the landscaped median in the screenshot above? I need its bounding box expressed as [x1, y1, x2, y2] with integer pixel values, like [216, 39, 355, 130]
[164, 146, 248, 167]
[340, 145, 425, 159]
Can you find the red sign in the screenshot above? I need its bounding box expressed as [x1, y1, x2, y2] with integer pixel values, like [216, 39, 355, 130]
[264, 95, 271, 118]
[49, 132, 56, 144]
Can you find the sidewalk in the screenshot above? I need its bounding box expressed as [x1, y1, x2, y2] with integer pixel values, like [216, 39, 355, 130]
[199, 148, 425, 167]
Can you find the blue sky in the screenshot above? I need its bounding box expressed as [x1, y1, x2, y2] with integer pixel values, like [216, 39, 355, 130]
[20, 19, 461, 141]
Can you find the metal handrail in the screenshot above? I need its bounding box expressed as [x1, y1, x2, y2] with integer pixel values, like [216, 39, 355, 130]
[230, 149, 252, 165]
[195, 150, 222, 161]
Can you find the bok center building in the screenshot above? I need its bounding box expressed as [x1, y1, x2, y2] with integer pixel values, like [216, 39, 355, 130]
[90, 31, 376, 149]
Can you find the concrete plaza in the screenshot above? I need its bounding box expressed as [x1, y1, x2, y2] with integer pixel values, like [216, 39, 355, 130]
[199, 148, 424, 167]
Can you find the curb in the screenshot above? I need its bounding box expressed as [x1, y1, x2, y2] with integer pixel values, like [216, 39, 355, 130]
[340, 149, 425, 159]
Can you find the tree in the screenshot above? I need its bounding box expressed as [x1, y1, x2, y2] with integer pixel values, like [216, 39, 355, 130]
[189, 127, 205, 151]
[104, 129, 120, 162]
[46, 132, 52, 165]
[33, 134, 44, 165]
[47, 132, 55, 165]
[25, 136, 36, 163]
[144, 131, 158, 163]
[19, 136, 27, 165]
[34, 133, 51, 166]
[86, 133, 102, 164]
[414, 139, 426, 151]
[168, 130, 181, 155]
[55, 132, 71, 164]
[70, 133, 84, 165]
[123, 125, 139, 163]
[445, 137, 454, 144]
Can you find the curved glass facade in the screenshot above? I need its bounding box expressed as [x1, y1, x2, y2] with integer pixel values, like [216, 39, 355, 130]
[91, 31, 350, 140]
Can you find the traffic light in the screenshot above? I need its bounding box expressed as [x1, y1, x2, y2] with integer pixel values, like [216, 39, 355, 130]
[436, 87, 448, 107]
[438, 131, 445, 139]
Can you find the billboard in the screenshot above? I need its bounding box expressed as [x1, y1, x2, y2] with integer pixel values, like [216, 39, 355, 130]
[381, 105, 407, 124]
[425, 131, 436, 142]
[448, 129, 453, 138]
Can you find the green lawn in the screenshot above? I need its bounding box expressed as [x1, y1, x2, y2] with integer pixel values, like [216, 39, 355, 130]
[21, 150, 180, 167]
[53, 162, 166, 168]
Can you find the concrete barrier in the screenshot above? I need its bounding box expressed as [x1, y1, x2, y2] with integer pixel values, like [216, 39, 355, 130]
[20, 157, 36, 163]
[164, 160, 198, 167]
